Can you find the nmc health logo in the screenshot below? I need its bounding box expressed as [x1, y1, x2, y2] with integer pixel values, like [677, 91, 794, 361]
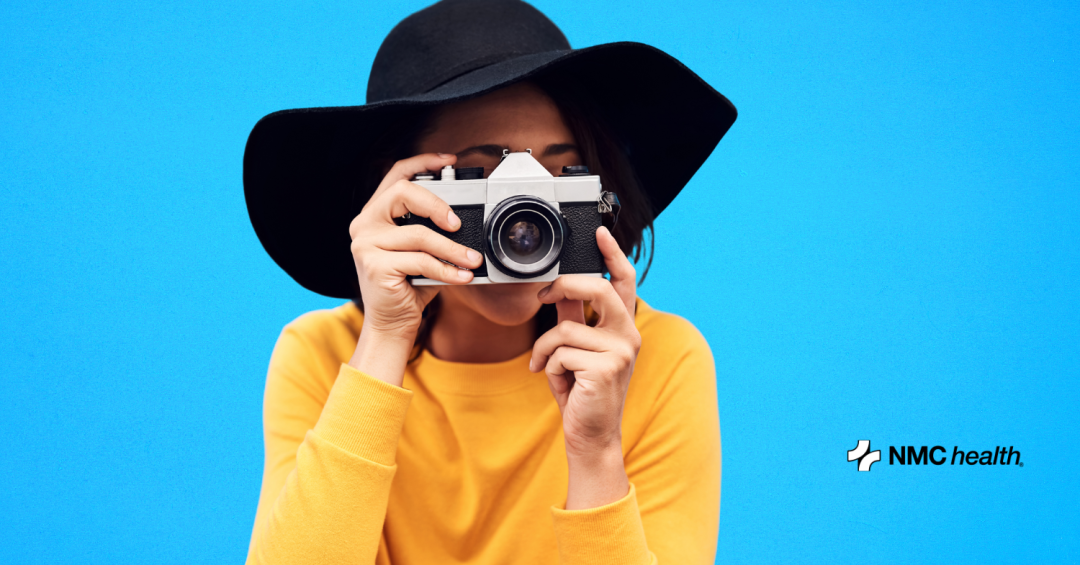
[848, 440, 881, 471]
[847, 440, 1024, 472]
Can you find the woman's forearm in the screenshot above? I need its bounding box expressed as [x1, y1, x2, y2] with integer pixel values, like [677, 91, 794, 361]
[553, 437, 654, 565]
[565, 439, 630, 510]
[251, 331, 415, 564]
[349, 323, 416, 388]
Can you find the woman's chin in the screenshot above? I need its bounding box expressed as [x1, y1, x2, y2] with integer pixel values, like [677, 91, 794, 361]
[446, 282, 547, 327]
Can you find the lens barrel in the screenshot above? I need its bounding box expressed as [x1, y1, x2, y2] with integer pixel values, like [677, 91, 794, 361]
[484, 196, 567, 278]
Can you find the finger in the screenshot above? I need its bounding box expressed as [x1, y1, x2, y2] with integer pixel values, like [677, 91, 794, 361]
[388, 251, 474, 284]
[374, 153, 457, 196]
[545, 363, 574, 414]
[544, 346, 585, 412]
[376, 179, 461, 232]
[537, 275, 632, 331]
[545, 346, 601, 378]
[556, 299, 585, 325]
[596, 226, 637, 316]
[375, 224, 483, 269]
[530, 320, 610, 373]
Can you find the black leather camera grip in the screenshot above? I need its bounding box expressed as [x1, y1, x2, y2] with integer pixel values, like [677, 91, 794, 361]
[558, 202, 605, 275]
[398, 205, 488, 278]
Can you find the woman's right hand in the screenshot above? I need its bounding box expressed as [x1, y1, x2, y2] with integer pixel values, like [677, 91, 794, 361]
[346, 153, 484, 384]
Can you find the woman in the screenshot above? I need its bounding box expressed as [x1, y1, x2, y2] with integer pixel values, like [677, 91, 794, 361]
[242, 1, 736, 563]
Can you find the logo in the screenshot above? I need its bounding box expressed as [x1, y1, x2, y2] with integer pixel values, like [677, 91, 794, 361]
[847, 440, 881, 472]
[846, 441, 1024, 471]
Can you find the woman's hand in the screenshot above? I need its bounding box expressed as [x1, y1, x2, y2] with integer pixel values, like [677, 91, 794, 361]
[529, 226, 640, 509]
[347, 153, 484, 386]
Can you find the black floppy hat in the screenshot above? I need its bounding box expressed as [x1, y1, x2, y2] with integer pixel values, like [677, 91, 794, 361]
[243, 0, 737, 299]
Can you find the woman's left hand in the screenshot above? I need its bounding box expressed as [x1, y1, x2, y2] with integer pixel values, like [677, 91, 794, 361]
[529, 226, 640, 508]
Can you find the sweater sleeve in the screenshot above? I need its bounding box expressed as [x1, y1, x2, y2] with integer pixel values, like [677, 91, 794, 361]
[550, 483, 657, 565]
[246, 324, 413, 565]
[549, 313, 722, 565]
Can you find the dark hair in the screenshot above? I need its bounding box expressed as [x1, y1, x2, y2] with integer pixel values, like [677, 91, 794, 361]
[355, 78, 655, 359]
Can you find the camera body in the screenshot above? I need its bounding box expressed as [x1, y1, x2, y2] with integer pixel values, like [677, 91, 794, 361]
[404, 150, 618, 285]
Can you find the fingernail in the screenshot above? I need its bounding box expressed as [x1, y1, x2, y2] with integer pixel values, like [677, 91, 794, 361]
[448, 210, 460, 228]
[538, 286, 550, 298]
[438, 153, 453, 158]
[457, 269, 471, 281]
[528, 358, 534, 372]
[466, 249, 481, 263]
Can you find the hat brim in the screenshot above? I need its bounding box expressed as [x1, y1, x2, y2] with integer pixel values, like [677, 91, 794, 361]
[243, 41, 736, 298]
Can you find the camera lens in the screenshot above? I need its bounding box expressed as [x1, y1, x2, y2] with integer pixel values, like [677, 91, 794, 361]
[503, 214, 544, 263]
[484, 196, 567, 278]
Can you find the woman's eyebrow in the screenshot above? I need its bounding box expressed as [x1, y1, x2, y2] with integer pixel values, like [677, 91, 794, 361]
[542, 143, 578, 156]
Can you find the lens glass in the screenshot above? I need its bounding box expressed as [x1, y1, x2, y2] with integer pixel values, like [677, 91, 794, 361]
[500, 211, 549, 264]
[508, 220, 541, 254]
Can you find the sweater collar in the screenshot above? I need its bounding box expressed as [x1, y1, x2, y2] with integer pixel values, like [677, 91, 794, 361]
[411, 347, 540, 396]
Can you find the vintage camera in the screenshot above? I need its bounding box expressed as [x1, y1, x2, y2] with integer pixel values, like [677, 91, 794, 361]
[403, 150, 620, 285]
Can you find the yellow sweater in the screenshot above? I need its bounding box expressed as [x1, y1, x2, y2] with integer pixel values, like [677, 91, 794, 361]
[246, 298, 721, 565]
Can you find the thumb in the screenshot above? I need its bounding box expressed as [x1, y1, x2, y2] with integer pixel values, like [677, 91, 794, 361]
[415, 286, 441, 308]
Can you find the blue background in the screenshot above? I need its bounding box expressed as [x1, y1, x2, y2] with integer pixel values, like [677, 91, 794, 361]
[2, 0, 1077, 562]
